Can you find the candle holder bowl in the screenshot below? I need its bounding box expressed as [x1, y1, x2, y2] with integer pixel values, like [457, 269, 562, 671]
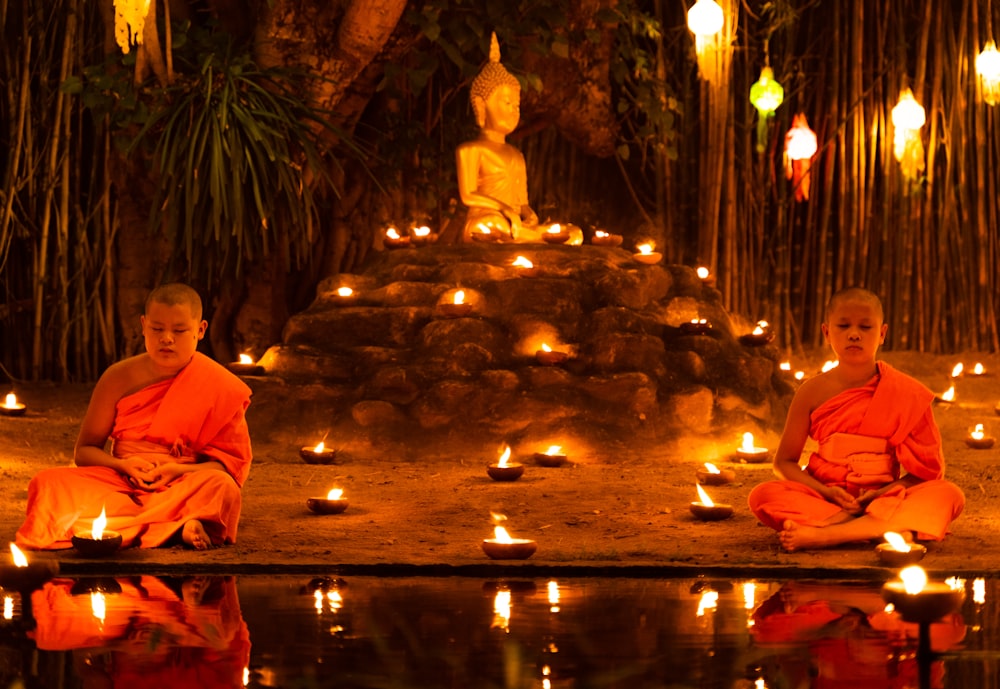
[71, 531, 123, 557]
[591, 233, 623, 247]
[307, 497, 349, 515]
[696, 467, 736, 485]
[487, 463, 525, 481]
[679, 322, 713, 336]
[471, 230, 501, 243]
[227, 362, 264, 376]
[535, 350, 569, 366]
[0, 404, 27, 417]
[543, 230, 570, 245]
[733, 449, 771, 464]
[410, 232, 439, 247]
[738, 332, 775, 347]
[966, 435, 996, 449]
[436, 302, 474, 319]
[876, 542, 927, 567]
[482, 538, 537, 560]
[881, 581, 965, 624]
[689, 502, 734, 521]
[533, 452, 568, 467]
[383, 236, 411, 249]
[300, 446, 338, 465]
[633, 251, 662, 265]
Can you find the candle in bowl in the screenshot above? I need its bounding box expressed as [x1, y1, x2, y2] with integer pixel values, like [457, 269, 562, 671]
[875, 531, 927, 567]
[535, 343, 569, 366]
[383, 226, 411, 249]
[542, 223, 570, 244]
[695, 265, 717, 287]
[227, 353, 264, 376]
[0, 543, 59, 592]
[410, 225, 438, 246]
[335, 286, 354, 300]
[738, 320, 775, 346]
[471, 223, 501, 242]
[734, 432, 770, 463]
[70, 507, 122, 557]
[436, 289, 474, 319]
[696, 462, 735, 486]
[299, 440, 337, 465]
[487, 445, 524, 481]
[307, 488, 349, 515]
[481, 525, 537, 560]
[533, 445, 568, 467]
[935, 385, 956, 404]
[679, 318, 712, 336]
[0, 392, 26, 417]
[591, 230, 623, 247]
[511, 255, 537, 277]
[689, 484, 734, 521]
[633, 243, 662, 265]
[881, 566, 965, 625]
[965, 423, 996, 449]
[971, 362, 986, 376]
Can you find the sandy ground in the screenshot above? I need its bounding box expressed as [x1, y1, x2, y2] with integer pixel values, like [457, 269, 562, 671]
[2, 350, 999, 579]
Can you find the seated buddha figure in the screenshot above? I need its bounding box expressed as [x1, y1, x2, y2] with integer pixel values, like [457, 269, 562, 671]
[456, 34, 543, 243]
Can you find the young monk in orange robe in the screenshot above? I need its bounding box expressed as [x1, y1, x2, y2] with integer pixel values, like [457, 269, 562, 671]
[16, 283, 252, 550]
[748, 287, 964, 551]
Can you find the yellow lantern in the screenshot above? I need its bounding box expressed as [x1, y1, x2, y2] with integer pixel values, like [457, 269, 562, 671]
[687, 0, 724, 37]
[749, 66, 784, 152]
[977, 40, 1000, 105]
[891, 87, 925, 180]
[783, 113, 818, 201]
[113, 0, 152, 54]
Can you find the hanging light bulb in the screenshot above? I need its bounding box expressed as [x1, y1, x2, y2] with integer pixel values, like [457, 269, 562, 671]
[784, 113, 818, 201]
[749, 66, 784, 152]
[113, 0, 152, 54]
[687, 0, 725, 37]
[891, 87, 926, 180]
[977, 40, 1000, 105]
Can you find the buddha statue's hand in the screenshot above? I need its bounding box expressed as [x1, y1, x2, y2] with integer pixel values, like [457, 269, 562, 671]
[503, 207, 523, 240]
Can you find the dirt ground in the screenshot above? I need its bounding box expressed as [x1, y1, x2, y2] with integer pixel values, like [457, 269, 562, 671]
[2, 350, 999, 579]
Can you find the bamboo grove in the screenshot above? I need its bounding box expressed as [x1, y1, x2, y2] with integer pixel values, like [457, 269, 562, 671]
[1, 0, 999, 383]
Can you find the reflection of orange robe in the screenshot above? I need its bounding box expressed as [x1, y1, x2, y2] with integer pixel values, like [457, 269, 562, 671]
[748, 362, 964, 539]
[16, 353, 252, 549]
[31, 575, 250, 689]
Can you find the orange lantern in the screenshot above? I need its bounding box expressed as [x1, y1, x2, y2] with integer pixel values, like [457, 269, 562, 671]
[783, 113, 818, 201]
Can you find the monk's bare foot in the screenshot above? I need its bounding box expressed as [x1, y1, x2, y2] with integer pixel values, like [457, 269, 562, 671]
[182, 520, 212, 550]
[779, 520, 833, 552]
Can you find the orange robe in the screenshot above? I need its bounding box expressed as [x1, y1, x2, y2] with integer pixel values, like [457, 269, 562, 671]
[748, 361, 964, 539]
[16, 353, 252, 549]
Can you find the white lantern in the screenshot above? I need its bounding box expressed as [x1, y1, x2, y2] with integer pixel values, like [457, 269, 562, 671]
[977, 40, 1000, 105]
[687, 0, 724, 37]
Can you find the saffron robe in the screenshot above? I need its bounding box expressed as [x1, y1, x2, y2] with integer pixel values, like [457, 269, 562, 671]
[16, 352, 252, 549]
[748, 361, 964, 540]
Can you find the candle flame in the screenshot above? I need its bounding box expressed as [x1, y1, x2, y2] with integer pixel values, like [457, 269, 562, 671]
[883, 531, 911, 553]
[3, 392, 17, 408]
[779, 361, 791, 371]
[336, 286, 353, 297]
[91, 591, 106, 622]
[414, 225, 431, 237]
[973, 362, 985, 375]
[494, 525, 513, 543]
[972, 424, 985, 440]
[512, 256, 533, 268]
[743, 582, 756, 610]
[595, 230, 609, 238]
[974, 577, 986, 604]
[794, 371, 805, 381]
[696, 266, 709, 279]
[690, 318, 707, 325]
[476, 223, 492, 234]
[492, 589, 511, 631]
[10, 543, 27, 568]
[741, 432, 756, 452]
[547, 224, 563, 234]
[899, 565, 928, 594]
[545, 445, 563, 456]
[453, 290, 466, 305]
[93, 507, 107, 540]
[541, 343, 552, 352]
[386, 227, 400, 240]
[821, 360, 839, 372]
[3, 596, 12, 621]
[238, 353, 253, 365]
[637, 243, 653, 255]
[696, 590, 718, 616]
[703, 462, 720, 474]
[951, 362, 964, 378]
[941, 385, 956, 402]
[547, 580, 560, 610]
[314, 441, 328, 453]
[326, 488, 344, 500]
[498, 445, 511, 467]
[327, 590, 343, 612]
[696, 483, 715, 507]
[314, 589, 323, 613]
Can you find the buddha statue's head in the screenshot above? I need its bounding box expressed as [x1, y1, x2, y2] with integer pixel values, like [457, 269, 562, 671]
[469, 33, 522, 134]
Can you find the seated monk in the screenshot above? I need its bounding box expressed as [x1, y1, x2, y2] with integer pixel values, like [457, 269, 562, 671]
[16, 283, 253, 551]
[748, 287, 964, 551]
[456, 33, 543, 243]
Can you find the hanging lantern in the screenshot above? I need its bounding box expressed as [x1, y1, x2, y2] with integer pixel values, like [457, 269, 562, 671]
[783, 113, 818, 202]
[891, 87, 926, 180]
[977, 40, 1000, 105]
[687, 0, 725, 37]
[113, 0, 152, 54]
[749, 66, 784, 152]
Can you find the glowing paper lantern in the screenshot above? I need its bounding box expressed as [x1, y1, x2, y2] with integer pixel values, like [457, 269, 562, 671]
[749, 67, 784, 152]
[113, 0, 152, 54]
[783, 113, 818, 201]
[891, 88, 926, 180]
[687, 0, 725, 37]
[977, 40, 1000, 105]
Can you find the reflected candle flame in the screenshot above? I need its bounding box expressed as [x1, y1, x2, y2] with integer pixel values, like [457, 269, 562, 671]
[492, 589, 511, 631]
[497, 445, 511, 467]
[453, 290, 465, 305]
[93, 507, 107, 540]
[951, 362, 964, 377]
[314, 589, 323, 614]
[548, 580, 560, 612]
[10, 543, 27, 568]
[695, 483, 715, 507]
[327, 590, 343, 612]
[696, 590, 718, 616]
[743, 582, 756, 609]
[3, 595, 12, 620]
[326, 488, 344, 500]
[974, 577, 986, 605]
[91, 591, 106, 622]
[883, 531, 911, 553]
[900, 565, 928, 594]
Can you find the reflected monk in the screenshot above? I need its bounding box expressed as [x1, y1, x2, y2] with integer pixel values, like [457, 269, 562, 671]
[748, 287, 964, 551]
[456, 33, 543, 243]
[16, 283, 253, 551]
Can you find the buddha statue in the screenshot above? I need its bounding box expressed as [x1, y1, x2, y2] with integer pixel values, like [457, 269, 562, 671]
[456, 34, 543, 243]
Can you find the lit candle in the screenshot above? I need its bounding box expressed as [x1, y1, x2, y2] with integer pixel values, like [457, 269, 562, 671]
[591, 229, 623, 247]
[535, 342, 569, 366]
[821, 360, 839, 372]
[227, 353, 263, 376]
[472, 223, 498, 242]
[411, 225, 436, 246]
[735, 432, 770, 463]
[679, 318, 712, 335]
[482, 524, 537, 560]
[534, 445, 568, 467]
[966, 423, 996, 449]
[543, 223, 570, 244]
[633, 243, 662, 264]
[881, 565, 965, 624]
[875, 531, 926, 567]
[487, 445, 524, 481]
[779, 361, 791, 371]
[547, 580, 560, 613]
[739, 320, 774, 346]
[383, 226, 410, 248]
[696, 462, 736, 485]
[0, 543, 59, 591]
[336, 286, 354, 298]
[71, 507, 122, 557]
[0, 392, 26, 416]
[436, 289, 473, 318]
[971, 362, 986, 376]
[512, 255, 535, 273]
[937, 385, 956, 403]
[299, 440, 338, 465]
[307, 487, 349, 514]
[951, 362, 964, 378]
[689, 484, 734, 521]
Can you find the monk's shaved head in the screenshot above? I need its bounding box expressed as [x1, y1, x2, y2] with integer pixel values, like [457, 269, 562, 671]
[145, 283, 203, 321]
[825, 287, 883, 323]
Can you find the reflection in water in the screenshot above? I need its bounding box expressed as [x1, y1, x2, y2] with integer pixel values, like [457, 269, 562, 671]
[3, 574, 999, 688]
